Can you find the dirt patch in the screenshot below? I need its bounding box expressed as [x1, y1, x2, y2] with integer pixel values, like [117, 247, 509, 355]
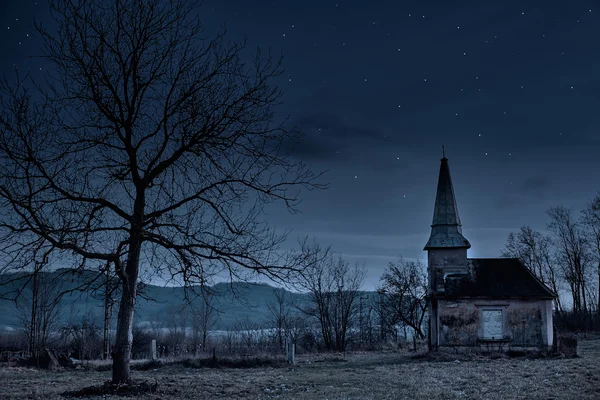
[63, 380, 159, 397]
[182, 355, 287, 369]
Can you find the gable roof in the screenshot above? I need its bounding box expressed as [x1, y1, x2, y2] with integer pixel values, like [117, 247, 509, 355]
[440, 258, 556, 299]
[424, 157, 471, 250]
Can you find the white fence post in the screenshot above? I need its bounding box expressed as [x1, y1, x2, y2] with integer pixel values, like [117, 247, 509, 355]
[287, 340, 295, 365]
[151, 339, 157, 361]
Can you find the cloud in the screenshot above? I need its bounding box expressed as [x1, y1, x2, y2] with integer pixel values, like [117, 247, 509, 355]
[283, 112, 388, 161]
[519, 176, 550, 195]
[282, 112, 412, 171]
[494, 175, 551, 210]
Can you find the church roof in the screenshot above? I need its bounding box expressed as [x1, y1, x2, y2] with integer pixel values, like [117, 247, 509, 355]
[424, 156, 471, 250]
[439, 258, 557, 299]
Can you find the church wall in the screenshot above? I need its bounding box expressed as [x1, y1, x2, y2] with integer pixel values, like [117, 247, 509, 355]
[427, 248, 468, 270]
[428, 249, 469, 292]
[436, 299, 552, 349]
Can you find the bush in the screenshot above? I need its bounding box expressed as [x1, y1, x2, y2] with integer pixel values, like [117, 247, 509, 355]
[132, 326, 154, 359]
[558, 334, 578, 358]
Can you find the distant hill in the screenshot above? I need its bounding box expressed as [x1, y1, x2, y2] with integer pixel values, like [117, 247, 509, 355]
[0, 270, 312, 331]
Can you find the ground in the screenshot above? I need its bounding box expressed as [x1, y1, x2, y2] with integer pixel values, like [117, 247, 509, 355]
[1, 338, 599, 399]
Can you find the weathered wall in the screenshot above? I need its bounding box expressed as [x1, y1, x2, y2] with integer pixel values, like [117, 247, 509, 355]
[428, 248, 468, 270]
[437, 300, 478, 346]
[436, 299, 552, 349]
[428, 248, 469, 293]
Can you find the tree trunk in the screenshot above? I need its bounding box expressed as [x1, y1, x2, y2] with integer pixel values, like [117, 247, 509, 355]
[111, 186, 145, 383]
[111, 278, 137, 383]
[597, 262, 600, 316]
[112, 222, 143, 382]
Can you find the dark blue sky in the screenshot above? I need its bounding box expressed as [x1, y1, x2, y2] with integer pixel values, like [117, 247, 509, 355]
[2, 1, 599, 288]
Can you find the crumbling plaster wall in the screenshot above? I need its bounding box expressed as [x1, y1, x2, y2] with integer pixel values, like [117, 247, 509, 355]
[437, 299, 552, 348]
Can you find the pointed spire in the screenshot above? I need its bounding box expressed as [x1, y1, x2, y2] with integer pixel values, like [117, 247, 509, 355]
[424, 154, 471, 250]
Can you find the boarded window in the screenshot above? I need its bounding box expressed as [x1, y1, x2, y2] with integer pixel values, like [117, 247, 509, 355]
[482, 310, 503, 339]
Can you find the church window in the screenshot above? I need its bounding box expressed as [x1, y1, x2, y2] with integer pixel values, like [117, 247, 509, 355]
[481, 309, 503, 339]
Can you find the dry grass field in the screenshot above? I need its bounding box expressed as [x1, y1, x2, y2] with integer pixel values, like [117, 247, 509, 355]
[1, 338, 599, 399]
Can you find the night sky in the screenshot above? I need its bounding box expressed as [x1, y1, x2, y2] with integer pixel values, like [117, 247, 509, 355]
[1, 1, 599, 289]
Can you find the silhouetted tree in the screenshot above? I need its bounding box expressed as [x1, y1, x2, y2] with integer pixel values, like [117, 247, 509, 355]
[0, 0, 323, 383]
[582, 193, 600, 315]
[378, 258, 427, 340]
[266, 288, 290, 350]
[189, 287, 218, 354]
[298, 244, 365, 352]
[16, 268, 64, 360]
[502, 225, 563, 312]
[61, 316, 101, 360]
[547, 206, 591, 315]
[373, 288, 394, 342]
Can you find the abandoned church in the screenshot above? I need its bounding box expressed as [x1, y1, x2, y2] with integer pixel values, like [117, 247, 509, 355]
[424, 154, 556, 351]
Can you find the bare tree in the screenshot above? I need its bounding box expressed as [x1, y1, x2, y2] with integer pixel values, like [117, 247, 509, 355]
[164, 304, 188, 357]
[582, 193, 600, 315]
[189, 288, 218, 355]
[286, 313, 309, 348]
[502, 225, 563, 312]
[0, 0, 323, 383]
[266, 288, 290, 350]
[378, 258, 427, 341]
[373, 288, 394, 342]
[61, 316, 101, 360]
[547, 206, 591, 315]
[298, 244, 365, 352]
[15, 269, 64, 360]
[356, 294, 375, 347]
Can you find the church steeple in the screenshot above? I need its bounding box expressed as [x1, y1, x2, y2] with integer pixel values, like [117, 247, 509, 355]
[424, 155, 471, 250]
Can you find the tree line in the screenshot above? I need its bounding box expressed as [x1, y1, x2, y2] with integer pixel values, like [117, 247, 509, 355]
[502, 196, 600, 328]
[1, 247, 428, 362]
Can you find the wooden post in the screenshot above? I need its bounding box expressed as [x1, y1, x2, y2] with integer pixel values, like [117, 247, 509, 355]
[29, 262, 40, 359]
[151, 339, 157, 361]
[286, 340, 295, 364]
[103, 263, 112, 360]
